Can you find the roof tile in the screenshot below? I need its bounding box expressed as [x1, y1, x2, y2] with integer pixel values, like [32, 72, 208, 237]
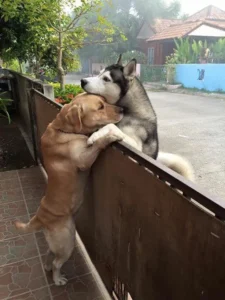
[147, 21, 202, 41]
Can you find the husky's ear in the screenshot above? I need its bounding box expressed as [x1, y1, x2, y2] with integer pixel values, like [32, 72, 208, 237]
[116, 54, 122, 66]
[123, 59, 137, 78]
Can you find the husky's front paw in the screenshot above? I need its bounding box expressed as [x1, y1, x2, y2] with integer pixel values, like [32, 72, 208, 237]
[87, 124, 124, 146]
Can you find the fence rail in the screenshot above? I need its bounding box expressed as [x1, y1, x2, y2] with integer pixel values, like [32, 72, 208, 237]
[140, 64, 176, 84]
[17, 85, 225, 300]
[140, 64, 167, 83]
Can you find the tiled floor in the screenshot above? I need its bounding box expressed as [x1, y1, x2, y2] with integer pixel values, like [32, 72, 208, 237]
[0, 167, 107, 300]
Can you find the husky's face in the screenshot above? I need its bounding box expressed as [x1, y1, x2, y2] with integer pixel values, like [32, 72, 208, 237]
[81, 57, 136, 104]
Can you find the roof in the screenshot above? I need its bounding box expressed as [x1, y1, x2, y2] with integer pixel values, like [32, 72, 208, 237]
[186, 5, 225, 22]
[206, 20, 225, 29]
[147, 20, 225, 41]
[147, 21, 202, 41]
[138, 5, 225, 42]
[152, 19, 182, 33]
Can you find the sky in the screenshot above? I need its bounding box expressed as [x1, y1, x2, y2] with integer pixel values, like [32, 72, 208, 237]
[167, 0, 225, 15]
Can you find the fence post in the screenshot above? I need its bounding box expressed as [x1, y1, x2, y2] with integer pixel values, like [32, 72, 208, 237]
[27, 88, 38, 164]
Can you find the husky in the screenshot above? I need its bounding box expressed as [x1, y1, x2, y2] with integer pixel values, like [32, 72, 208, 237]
[81, 55, 194, 181]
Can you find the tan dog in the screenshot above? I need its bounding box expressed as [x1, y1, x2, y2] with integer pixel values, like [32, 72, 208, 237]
[15, 93, 124, 286]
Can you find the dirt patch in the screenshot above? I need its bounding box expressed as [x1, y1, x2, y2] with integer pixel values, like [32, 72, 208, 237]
[0, 119, 35, 172]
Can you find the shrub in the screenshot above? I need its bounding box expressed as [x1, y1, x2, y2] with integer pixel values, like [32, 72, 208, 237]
[49, 83, 83, 104]
[0, 93, 13, 123]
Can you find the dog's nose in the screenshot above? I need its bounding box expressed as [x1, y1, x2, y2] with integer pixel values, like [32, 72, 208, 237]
[119, 107, 124, 113]
[81, 79, 88, 88]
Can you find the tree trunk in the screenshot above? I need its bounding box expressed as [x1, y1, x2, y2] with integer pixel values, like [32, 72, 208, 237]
[34, 59, 40, 79]
[18, 60, 23, 73]
[58, 32, 65, 90]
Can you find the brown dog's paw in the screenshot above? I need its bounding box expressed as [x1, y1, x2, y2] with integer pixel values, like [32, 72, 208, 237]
[14, 220, 25, 229]
[54, 274, 68, 286]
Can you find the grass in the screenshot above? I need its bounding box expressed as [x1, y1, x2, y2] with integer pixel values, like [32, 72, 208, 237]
[179, 87, 225, 94]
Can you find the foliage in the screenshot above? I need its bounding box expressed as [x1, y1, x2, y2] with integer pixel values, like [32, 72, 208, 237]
[211, 38, 225, 63]
[3, 59, 20, 72]
[50, 83, 83, 104]
[41, 46, 81, 74]
[166, 64, 176, 84]
[172, 38, 192, 63]
[0, 94, 13, 123]
[120, 51, 147, 64]
[91, 50, 147, 65]
[79, 0, 181, 65]
[166, 37, 225, 65]
[0, 6, 53, 75]
[1, 0, 122, 89]
[166, 38, 209, 64]
[180, 13, 189, 20]
[122, 0, 181, 21]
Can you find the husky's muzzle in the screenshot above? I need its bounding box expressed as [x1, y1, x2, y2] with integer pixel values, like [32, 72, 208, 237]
[81, 79, 88, 89]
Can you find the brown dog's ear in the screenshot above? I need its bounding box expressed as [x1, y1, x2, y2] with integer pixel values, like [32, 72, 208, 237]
[65, 103, 85, 131]
[116, 54, 122, 66]
[123, 59, 137, 78]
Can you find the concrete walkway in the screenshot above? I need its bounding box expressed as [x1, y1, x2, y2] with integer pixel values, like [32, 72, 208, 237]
[0, 167, 109, 299]
[149, 91, 225, 202]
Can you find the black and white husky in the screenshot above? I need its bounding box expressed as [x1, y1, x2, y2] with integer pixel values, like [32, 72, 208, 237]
[81, 55, 194, 180]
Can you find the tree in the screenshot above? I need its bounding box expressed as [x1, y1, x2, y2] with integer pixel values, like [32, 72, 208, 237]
[0, 6, 56, 76]
[0, 14, 31, 72]
[79, 0, 181, 64]
[1, 0, 122, 89]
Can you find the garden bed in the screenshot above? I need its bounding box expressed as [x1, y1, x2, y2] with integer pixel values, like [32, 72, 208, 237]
[50, 83, 83, 104]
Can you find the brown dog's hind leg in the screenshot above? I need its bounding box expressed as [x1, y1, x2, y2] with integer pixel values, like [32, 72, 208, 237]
[44, 249, 54, 272]
[44, 218, 75, 286]
[15, 215, 42, 233]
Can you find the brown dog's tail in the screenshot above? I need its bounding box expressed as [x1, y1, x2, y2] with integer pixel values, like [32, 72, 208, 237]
[14, 215, 43, 233]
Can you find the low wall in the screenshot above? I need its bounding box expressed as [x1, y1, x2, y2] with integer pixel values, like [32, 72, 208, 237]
[176, 64, 225, 92]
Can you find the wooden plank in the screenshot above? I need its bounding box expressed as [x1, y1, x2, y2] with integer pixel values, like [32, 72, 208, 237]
[31, 90, 225, 299]
[86, 147, 225, 299]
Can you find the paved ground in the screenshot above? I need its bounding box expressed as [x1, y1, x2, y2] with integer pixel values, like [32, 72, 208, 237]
[149, 91, 225, 202]
[65, 72, 83, 85]
[0, 167, 107, 299]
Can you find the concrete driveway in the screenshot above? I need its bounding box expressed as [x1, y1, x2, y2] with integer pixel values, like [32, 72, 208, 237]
[65, 72, 83, 85]
[149, 91, 225, 202]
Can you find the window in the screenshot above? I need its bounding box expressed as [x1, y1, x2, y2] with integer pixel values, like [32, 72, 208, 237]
[148, 47, 154, 65]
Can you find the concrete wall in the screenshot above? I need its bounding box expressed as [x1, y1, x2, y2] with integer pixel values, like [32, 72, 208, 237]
[176, 64, 225, 92]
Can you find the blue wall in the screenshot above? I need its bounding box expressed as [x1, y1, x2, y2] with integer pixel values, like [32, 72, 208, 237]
[176, 64, 225, 92]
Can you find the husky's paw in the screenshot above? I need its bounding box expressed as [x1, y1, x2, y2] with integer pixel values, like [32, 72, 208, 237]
[53, 274, 68, 286]
[87, 124, 124, 146]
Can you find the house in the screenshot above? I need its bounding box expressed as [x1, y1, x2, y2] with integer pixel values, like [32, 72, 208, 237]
[137, 5, 225, 65]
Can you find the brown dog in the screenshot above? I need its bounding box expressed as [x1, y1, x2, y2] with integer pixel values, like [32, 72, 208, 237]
[15, 93, 124, 285]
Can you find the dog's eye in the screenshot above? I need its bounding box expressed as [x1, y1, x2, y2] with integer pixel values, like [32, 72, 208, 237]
[103, 76, 110, 82]
[98, 103, 104, 110]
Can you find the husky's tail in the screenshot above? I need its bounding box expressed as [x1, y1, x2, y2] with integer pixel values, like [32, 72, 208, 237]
[157, 152, 194, 181]
[14, 215, 43, 233]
